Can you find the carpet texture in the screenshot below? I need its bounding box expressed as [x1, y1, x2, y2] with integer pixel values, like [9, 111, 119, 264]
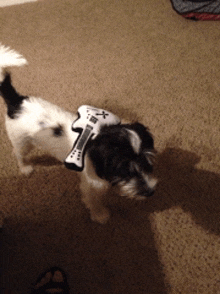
[0, 0, 220, 293]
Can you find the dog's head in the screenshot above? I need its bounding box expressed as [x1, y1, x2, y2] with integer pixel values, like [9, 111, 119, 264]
[86, 122, 158, 199]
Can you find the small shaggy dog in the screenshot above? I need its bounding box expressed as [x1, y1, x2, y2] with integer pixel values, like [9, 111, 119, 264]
[0, 44, 157, 224]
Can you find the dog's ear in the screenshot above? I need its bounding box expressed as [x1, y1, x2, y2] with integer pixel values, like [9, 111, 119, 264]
[129, 122, 154, 150]
[129, 122, 156, 169]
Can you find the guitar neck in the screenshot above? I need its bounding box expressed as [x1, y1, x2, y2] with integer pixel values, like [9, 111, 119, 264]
[76, 124, 93, 150]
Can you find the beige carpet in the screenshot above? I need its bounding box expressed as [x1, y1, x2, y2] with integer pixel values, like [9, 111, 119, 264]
[0, 0, 220, 293]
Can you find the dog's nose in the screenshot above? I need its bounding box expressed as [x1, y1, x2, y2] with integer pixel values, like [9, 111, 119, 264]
[140, 188, 155, 198]
[148, 189, 155, 197]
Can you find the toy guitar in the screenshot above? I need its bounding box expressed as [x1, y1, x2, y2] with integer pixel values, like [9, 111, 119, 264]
[65, 105, 121, 171]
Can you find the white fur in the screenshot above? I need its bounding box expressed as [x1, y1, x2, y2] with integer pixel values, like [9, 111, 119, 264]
[0, 44, 78, 175]
[126, 129, 141, 154]
[143, 174, 158, 190]
[119, 179, 139, 199]
[5, 97, 78, 174]
[0, 44, 27, 80]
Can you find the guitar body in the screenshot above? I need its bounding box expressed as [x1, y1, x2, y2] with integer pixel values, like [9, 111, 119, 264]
[65, 105, 121, 171]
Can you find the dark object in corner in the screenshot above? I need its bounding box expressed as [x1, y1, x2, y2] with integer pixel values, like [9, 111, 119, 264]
[170, 0, 220, 20]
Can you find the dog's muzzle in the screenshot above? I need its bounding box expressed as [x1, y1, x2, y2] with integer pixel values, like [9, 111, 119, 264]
[118, 176, 158, 199]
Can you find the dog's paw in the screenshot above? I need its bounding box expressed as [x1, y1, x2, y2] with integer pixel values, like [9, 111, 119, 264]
[20, 165, 34, 176]
[90, 209, 110, 224]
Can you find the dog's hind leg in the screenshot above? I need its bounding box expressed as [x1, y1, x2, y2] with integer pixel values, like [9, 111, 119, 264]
[12, 138, 34, 175]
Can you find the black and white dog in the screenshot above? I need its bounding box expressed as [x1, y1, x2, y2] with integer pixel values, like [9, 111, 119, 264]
[0, 44, 157, 223]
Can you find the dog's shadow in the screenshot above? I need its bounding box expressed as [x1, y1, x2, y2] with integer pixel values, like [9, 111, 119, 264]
[115, 147, 220, 236]
[27, 148, 220, 237]
[2, 147, 219, 293]
[29, 154, 63, 167]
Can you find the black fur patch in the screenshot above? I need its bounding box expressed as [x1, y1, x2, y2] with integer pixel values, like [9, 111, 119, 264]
[87, 122, 155, 184]
[0, 72, 28, 119]
[53, 125, 64, 137]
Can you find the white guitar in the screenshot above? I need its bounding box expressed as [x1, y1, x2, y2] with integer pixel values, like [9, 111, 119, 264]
[65, 105, 121, 171]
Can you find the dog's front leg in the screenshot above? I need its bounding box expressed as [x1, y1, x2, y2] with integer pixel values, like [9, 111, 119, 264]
[79, 173, 110, 224]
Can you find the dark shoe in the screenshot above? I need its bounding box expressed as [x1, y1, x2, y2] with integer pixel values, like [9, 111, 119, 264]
[31, 267, 69, 294]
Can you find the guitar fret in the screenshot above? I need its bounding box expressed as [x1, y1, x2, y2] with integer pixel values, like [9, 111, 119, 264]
[77, 125, 93, 151]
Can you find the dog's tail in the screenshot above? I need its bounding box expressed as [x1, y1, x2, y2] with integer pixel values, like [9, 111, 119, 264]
[0, 44, 28, 118]
[0, 44, 27, 79]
